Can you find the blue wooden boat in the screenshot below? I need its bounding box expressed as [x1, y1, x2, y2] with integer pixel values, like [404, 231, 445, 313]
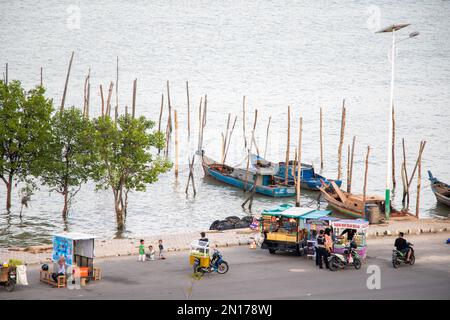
[251, 154, 342, 191]
[201, 153, 296, 197]
[428, 171, 450, 207]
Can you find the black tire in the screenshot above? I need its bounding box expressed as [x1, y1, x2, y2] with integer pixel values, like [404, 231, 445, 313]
[5, 280, 15, 292]
[217, 261, 229, 274]
[268, 248, 276, 255]
[354, 258, 362, 270]
[193, 261, 202, 274]
[392, 257, 400, 269]
[329, 257, 339, 271]
[409, 254, 415, 265]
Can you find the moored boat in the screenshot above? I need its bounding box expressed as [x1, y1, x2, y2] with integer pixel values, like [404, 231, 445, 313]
[319, 181, 414, 220]
[251, 154, 342, 191]
[201, 152, 296, 197]
[428, 171, 450, 207]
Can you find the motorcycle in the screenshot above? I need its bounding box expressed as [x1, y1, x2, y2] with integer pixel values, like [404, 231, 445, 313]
[193, 248, 229, 276]
[328, 243, 362, 271]
[0, 266, 17, 292]
[392, 242, 415, 268]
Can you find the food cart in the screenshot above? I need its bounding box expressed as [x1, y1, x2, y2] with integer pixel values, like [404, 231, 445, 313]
[297, 210, 334, 258]
[189, 240, 210, 270]
[41, 232, 101, 287]
[331, 219, 368, 259]
[261, 205, 320, 256]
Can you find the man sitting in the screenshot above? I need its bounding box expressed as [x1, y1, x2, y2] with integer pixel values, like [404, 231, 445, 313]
[52, 256, 66, 283]
[394, 232, 411, 262]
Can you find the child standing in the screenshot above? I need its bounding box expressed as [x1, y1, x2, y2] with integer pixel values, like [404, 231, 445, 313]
[138, 239, 145, 262]
[158, 239, 165, 259]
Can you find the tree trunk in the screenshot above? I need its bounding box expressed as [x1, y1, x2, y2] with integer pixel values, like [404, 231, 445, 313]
[62, 185, 69, 221]
[114, 190, 126, 231]
[5, 175, 13, 210]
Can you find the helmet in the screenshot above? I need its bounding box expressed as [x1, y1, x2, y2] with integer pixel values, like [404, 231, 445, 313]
[41, 264, 49, 271]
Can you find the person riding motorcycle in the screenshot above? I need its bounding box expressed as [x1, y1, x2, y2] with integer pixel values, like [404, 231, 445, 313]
[394, 232, 411, 262]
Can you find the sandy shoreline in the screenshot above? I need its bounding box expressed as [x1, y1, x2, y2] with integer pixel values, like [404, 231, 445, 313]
[1, 218, 448, 265]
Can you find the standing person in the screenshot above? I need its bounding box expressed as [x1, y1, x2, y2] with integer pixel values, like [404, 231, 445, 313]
[324, 228, 333, 269]
[158, 239, 166, 259]
[199, 232, 209, 243]
[315, 230, 328, 269]
[138, 239, 146, 262]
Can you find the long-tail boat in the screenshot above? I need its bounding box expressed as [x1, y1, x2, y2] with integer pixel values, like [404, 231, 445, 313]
[319, 181, 414, 219]
[201, 152, 296, 197]
[428, 171, 450, 207]
[251, 154, 342, 191]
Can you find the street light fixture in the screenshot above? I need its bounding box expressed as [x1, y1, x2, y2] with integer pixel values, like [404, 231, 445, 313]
[376, 23, 419, 220]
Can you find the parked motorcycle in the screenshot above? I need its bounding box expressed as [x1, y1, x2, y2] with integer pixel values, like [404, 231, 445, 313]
[328, 243, 362, 271]
[392, 242, 415, 268]
[0, 266, 17, 292]
[193, 248, 229, 276]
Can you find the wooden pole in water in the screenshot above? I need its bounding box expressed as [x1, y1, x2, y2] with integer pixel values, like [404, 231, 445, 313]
[401, 138, 409, 208]
[320, 107, 324, 170]
[295, 117, 303, 207]
[415, 145, 422, 218]
[166, 80, 172, 133]
[132, 79, 137, 119]
[197, 97, 203, 153]
[285, 106, 291, 184]
[264, 116, 271, 159]
[223, 116, 237, 165]
[40, 67, 43, 87]
[346, 144, 351, 193]
[157, 94, 164, 155]
[392, 105, 396, 189]
[362, 146, 370, 213]
[115, 57, 119, 121]
[106, 81, 114, 117]
[348, 136, 356, 193]
[337, 100, 346, 180]
[60, 51, 74, 112]
[100, 85, 105, 117]
[86, 69, 90, 119]
[174, 110, 179, 177]
[185, 155, 196, 195]
[186, 81, 191, 140]
[5, 63, 8, 85]
[250, 109, 259, 155]
[242, 96, 247, 149]
[243, 149, 251, 193]
[406, 141, 426, 210]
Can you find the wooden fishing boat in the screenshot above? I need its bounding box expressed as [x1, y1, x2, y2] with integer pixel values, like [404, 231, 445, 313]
[319, 181, 413, 219]
[201, 153, 296, 197]
[428, 171, 450, 207]
[251, 154, 342, 191]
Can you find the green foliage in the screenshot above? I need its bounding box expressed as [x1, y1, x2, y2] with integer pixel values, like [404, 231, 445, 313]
[39, 107, 96, 217]
[0, 80, 53, 209]
[92, 114, 172, 229]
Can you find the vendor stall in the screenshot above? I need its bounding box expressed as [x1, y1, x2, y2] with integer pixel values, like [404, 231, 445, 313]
[261, 205, 324, 256]
[331, 219, 368, 259]
[41, 232, 101, 287]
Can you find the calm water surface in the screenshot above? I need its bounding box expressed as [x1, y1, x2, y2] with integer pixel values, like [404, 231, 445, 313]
[0, 0, 449, 247]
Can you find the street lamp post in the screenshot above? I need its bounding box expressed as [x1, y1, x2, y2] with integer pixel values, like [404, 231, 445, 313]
[377, 24, 419, 220]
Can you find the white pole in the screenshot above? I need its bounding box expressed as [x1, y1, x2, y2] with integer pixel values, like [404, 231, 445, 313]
[385, 29, 396, 220]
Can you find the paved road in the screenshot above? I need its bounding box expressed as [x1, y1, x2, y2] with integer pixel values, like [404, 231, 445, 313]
[2, 233, 449, 300]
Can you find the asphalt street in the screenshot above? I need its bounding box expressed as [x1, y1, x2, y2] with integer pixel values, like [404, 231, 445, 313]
[1, 233, 449, 300]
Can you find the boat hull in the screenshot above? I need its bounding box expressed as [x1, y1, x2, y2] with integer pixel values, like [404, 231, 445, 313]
[204, 165, 296, 197]
[428, 171, 450, 207]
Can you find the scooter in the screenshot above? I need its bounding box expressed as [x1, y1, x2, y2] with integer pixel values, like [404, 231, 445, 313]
[328, 244, 362, 271]
[392, 242, 415, 268]
[0, 266, 17, 292]
[193, 248, 229, 276]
